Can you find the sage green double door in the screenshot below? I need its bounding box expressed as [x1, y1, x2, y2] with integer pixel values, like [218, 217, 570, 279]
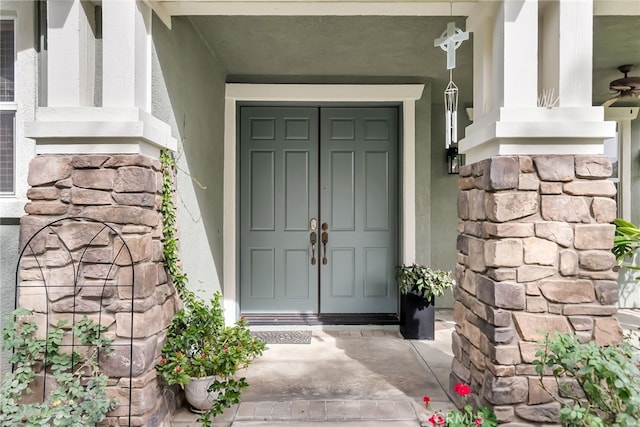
[240, 106, 398, 315]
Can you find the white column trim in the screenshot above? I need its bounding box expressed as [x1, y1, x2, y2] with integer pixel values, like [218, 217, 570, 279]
[222, 83, 424, 323]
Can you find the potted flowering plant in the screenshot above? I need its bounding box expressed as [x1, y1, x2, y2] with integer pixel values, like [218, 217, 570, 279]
[424, 382, 497, 427]
[396, 264, 454, 339]
[156, 292, 265, 427]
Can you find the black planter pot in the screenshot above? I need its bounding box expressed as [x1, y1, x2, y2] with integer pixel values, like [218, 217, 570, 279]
[400, 289, 435, 340]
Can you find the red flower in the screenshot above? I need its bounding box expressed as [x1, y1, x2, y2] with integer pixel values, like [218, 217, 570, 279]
[160, 357, 166, 364]
[240, 315, 246, 320]
[453, 382, 471, 396]
[224, 346, 228, 351]
[423, 396, 431, 406]
[475, 417, 483, 425]
[175, 367, 182, 372]
[428, 413, 445, 426]
[201, 353, 207, 358]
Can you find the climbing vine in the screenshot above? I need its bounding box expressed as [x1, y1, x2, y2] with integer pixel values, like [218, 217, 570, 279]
[160, 150, 195, 307]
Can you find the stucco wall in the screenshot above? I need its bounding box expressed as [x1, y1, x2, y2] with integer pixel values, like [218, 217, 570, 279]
[0, 0, 36, 374]
[151, 16, 227, 297]
[618, 116, 640, 308]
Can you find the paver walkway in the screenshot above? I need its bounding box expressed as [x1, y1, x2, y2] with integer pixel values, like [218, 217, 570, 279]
[169, 312, 457, 427]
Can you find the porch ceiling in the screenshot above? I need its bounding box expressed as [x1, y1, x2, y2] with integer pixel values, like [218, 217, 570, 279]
[182, 13, 639, 108]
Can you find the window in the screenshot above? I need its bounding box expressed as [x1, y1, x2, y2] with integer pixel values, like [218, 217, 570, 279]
[0, 18, 15, 194]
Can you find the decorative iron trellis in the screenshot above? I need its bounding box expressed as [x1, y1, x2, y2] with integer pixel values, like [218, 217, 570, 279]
[14, 216, 134, 425]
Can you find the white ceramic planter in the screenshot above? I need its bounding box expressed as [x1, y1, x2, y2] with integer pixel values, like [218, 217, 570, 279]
[184, 375, 220, 412]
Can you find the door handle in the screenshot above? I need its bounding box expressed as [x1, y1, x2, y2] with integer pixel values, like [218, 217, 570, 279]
[310, 231, 317, 265]
[321, 223, 329, 265]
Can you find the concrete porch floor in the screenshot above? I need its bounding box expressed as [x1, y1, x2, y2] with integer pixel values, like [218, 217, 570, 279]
[168, 311, 458, 427]
[168, 309, 640, 427]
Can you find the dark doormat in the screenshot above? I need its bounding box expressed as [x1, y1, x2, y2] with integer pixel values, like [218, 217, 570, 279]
[252, 330, 312, 344]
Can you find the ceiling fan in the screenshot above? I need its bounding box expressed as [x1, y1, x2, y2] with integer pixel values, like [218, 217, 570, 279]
[603, 64, 640, 107]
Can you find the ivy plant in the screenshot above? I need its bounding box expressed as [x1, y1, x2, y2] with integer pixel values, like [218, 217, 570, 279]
[533, 332, 640, 427]
[0, 308, 119, 425]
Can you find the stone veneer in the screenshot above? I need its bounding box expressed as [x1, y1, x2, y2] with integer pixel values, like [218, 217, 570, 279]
[453, 155, 622, 425]
[19, 154, 179, 426]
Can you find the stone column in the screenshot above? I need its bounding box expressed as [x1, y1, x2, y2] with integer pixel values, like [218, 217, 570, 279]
[20, 154, 178, 426]
[453, 154, 621, 425]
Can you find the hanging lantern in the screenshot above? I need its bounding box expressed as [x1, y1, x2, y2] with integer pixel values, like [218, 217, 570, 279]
[447, 145, 459, 174]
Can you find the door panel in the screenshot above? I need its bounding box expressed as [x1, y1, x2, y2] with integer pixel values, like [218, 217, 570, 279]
[240, 106, 398, 315]
[240, 107, 319, 313]
[320, 107, 398, 314]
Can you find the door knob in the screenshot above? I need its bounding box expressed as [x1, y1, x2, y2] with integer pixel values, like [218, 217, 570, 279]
[310, 231, 317, 265]
[321, 223, 328, 265]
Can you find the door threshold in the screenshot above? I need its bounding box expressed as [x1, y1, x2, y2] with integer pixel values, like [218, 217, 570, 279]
[241, 313, 400, 326]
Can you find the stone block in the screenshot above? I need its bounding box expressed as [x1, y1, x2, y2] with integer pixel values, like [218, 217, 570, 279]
[594, 280, 619, 305]
[483, 373, 528, 405]
[457, 234, 469, 254]
[518, 173, 539, 191]
[114, 235, 153, 264]
[485, 307, 513, 327]
[451, 330, 464, 361]
[525, 282, 541, 296]
[115, 306, 162, 338]
[486, 192, 538, 222]
[562, 304, 617, 316]
[578, 269, 618, 280]
[574, 224, 615, 250]
[459, 164, 473, 177]
[539, 182, 563, 194]
[459, 176, 475, 190]
[461, 269, 477, 294]
[468, 189, 486, 220]
[515, 402, 561, 422]
[568, 316, 593, 331]
[558, 377, 586, 400]
[28, 156, 72, 186]
[100, 337, 156, 377]
[486, 360, 516, 377]
[80, 263, 117, 280]
[593, 317, 623, 345]
[540, 196, 591, 223]
[487, 268, 517, 281]
[452, 358, 471, 383]
[56, 222, 111, 251]
[528, 377, 557, 405]
[559, 250, 579, 276]
[82, 247, 113, 263]
[44, 250, 72, 267]
[27, 187, 60, 200]
[24, 201, 68, 215]
[534, 222, 574, 247]
[526, 296, 547, 313]
[564, 180, 616, 197]
[591, 197, 617, 223]
[493, 406, 515, 423]
[517, 265, 555, 282]
[52, 312, 115, 330]
[575, 155, 612, 178]
[484, 222, 534, 238]
[538, 279, 595, 303]
[103, 154, 160, 169]
[72, 169, 115, 190]
[82, 206, 159, 227]
[70, 188, 112, 205]
[519, 341, 544, 364]
[464, 221, 484, 238]
[523, 237, 557, 266]
[18, 286, 48, 313]
[533, 156, 574, 182]
[112, 193, 156, 208]
[71, 155, 110, 168]
[513, 312, 571, 341]
[492, 345, 522, 365]
[51, 297, 101, 313]
[117, 262, 158, 299]
[519, 156, 535, 173]
[468, 237, 486, 273]
[488, 156, 519, 190]
[477, 276, 525, 310]
[458, 191, 469, 220]
[579, 250, 615, 271]
[485, 239, 523, 268]
[114, 167, 157, 194]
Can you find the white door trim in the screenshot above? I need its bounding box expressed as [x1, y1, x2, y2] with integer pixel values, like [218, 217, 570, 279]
[223, 83, 425, 323]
